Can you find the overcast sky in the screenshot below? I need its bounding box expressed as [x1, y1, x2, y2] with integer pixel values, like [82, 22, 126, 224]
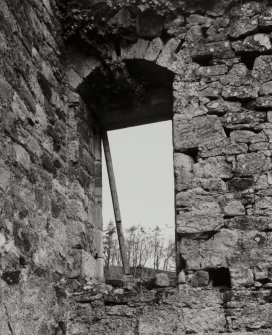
[102, 121, 175, 241]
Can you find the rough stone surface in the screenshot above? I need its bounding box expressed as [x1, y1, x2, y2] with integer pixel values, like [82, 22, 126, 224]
[2, 0, 272, 334]
[154, 273, 170, 287]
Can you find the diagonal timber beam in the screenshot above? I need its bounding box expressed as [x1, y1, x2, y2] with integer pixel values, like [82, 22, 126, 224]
[102, 131, 130, 275]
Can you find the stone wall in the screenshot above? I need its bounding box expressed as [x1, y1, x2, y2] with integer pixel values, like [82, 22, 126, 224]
[0, 1, 102, 334]
[1, 0, 272, 334]
[62, 0, 272, 333]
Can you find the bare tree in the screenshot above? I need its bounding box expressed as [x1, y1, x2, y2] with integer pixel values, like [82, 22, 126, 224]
[104, 223, 176, 277]
[163, 239, 176, 271]
[103, 221, 116, 268]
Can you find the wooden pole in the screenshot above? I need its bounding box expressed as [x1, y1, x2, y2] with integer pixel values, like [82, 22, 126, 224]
[102, 131, 130, 275]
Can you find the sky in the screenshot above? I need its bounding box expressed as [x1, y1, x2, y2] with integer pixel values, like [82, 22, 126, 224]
[102, 121, 175, 241]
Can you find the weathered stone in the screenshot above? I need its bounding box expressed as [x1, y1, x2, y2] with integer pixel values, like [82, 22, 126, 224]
[154, 273, 170, 287]
[0, 165, 10, 191]
[241, 2, 263, 16]
[41, 153, 56, 175]
[186, 14, 212, 27]
[206, 99, 241, 116]
[227, 178, 254, 192]
[121, 38, 149, 59]
[198, 82, 222, 98]
[230, 130, 255, 143]
[222, 84, 259, 100]
[164, 15, 185, 36]
[109, 8, 134, 29]
[3, 0, 272, 333]
[224, 200, 245, 217]
[144, 37, 164, 62]
[255, 197, 272, 215]
[232, 34, 272, 53]
[178, 271, 186, 284]
[250, 142, 269, 152]
[199, 138, 248, 158]
[259, 8, 272, 29]
[14, 144, 31, 171]
[194, 156, 232, 179]
[192, 40, 235, 60]
[229, 17, 258, 39]
[190, 270, 209, 287]
[230, 267, 254, 287]
[177, 211, 224, 235]
[174, 115, 226, 151]
[221, 64, 248, 86]
[221, 110, 266, 129]
[196, 65, 228, 77]
[236, 153, 266, 176]
[185, 25, 203, 43]
[260, 81, 272, 96]
[254, 96, 272, 109]
[0, 76, 12, 100]
[195, 178, 227, 193]
[268, 111, 272, 123]
[224, 216, 272, 231]
[252, 55, 272, 82]
[156, 38, 180, 68]
[174, 153, 195, 192]
[179, 229, 239, 269]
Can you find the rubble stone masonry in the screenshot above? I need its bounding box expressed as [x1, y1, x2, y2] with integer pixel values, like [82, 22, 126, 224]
[1, 0, 272, 334]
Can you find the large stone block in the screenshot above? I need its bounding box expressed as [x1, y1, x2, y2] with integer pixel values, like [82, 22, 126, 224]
[222, 84, 259, 100]
[174, 153, 194, 191]
[224, 216, 272, 231]
[232, 34, 272, 53]
[229, 17, 258, 39]
[230, 267, 254, 287]
[221, 110, 266, 130]
[224, 200, 245, 217]
[144, 37, 164, 62]
[225, 290, 272, 331]
[199, 139, 248, 158]
[194, 156, 232, 179]
[179, 229, 239, 270]
[174, 115, 226, 152]
[177, 213, 224, 235]
[236, 153, 266, 176]
[230, 130, 255, 143]
[192, 40, 235, 59]
[254, 197, 272, 216]
[253, 55, 272, 82]
[176, 189, 223, 234]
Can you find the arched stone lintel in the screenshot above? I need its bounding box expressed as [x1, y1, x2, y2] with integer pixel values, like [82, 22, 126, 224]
[66, 37, 182, 92]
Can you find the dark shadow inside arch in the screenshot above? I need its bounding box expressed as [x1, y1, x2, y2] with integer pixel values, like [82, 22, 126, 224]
[77, 59, 174, 130]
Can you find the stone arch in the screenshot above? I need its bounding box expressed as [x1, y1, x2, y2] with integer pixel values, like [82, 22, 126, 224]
[65, 38, 180, 275]
[64, 35, 227, 278]
[66, 37, 183, 92]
